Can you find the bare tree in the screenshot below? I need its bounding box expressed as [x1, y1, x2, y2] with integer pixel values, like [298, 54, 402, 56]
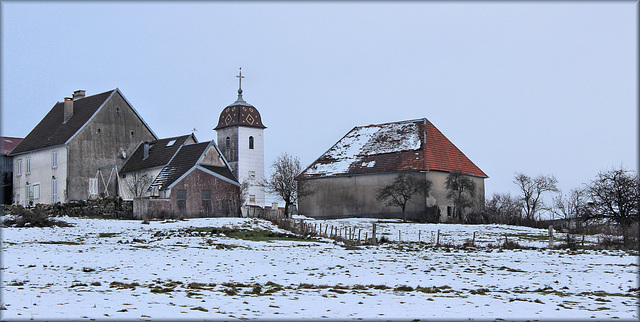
[513, 173, 559, 222]
[376, 173, 432, 222]
[552, 188, 587, 221]
[124, 171, 153, 198]
[485, 192, 523, 224]
[445, 172, 476, 222]
[552, 188, 588, 233]
[262, 153, 309, 218]
[582, 167, 639, 246]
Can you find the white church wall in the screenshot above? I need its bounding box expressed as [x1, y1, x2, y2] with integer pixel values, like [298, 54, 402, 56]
[237, 126, 265, 207]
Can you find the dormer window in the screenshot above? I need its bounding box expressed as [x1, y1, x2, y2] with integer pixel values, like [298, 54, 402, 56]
[249, 136, 254, 150]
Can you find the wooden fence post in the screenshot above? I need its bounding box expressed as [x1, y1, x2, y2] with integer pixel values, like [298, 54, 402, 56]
[436, 229, 440, 247]
[398, 230, 402, 244]
[472, 231, 476, 246]
[548, 225, 554, 248]
[372, 223, 377, 245]
[418, 230, 421, 244]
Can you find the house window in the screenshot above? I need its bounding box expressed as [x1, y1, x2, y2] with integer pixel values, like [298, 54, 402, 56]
[201, 190, 212, 215]
[88, 178, 98, 197]
[16, 193, 20, 206]
[16, 159, 22, 176]
[25, 157, 31, 175]
[249, 136, 254, 149]
[248, 171, 255, 180]
[32, 184, 40, 200]
[52, 179, 58, 203]
[249, 195, 255, 203]
[51, 151, 58, 169]
[177, 190, 187, 213]
[25, 184, 30, 204]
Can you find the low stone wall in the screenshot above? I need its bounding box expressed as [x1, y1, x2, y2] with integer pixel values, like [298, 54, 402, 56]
[3, 198, 134, 219]
[133, 198, 171, 220]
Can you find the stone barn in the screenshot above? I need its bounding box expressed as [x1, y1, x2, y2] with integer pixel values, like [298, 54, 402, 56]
[296, 118, 488, 222]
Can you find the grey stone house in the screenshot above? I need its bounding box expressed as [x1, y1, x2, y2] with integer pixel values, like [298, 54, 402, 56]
[296, 118, 488, 222]
[8, 89, 156, 205]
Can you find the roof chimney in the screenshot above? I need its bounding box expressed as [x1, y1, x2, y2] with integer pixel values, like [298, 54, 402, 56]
[72, 90, 85, 100]
[63, 97, 73, 123]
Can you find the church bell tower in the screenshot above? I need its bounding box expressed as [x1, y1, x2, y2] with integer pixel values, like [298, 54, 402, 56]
[214, 68, 266, 207]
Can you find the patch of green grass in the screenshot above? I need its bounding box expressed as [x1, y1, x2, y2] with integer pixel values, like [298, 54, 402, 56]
[394, 285, 414, 292]
[190, 306, 208, 312]
[186, 227, 320, 242]
[497, 265, 526, 273]
[98, 232, 119, 238]
[39, 240, 82, 245]
[109, 281, 140, 290]
[470, 288, 490, 295]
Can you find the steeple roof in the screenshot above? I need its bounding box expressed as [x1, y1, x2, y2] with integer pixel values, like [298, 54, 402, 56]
[214, 68, 266, 130]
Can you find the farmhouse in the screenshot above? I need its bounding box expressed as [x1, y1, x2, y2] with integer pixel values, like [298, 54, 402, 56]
[8, 89, 156, 205]
[296, 118, 488, 222]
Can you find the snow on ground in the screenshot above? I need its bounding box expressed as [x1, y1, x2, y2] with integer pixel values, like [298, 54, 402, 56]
[1, 216, 638, 321]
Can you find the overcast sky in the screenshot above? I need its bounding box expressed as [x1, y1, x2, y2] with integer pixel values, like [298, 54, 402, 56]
[1, 2, 637, 206]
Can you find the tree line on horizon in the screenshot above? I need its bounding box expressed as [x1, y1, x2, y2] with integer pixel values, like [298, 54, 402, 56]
[264, 152, 638, 249]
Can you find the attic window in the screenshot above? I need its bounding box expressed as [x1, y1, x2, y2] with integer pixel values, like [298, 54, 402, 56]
[166, 139, 177, 147]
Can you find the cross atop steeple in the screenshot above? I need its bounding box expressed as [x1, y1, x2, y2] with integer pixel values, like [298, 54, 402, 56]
[236, 67, 245, 94]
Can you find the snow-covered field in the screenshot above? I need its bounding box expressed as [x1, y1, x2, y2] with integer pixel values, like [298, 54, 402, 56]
[1, 216, 638, 320]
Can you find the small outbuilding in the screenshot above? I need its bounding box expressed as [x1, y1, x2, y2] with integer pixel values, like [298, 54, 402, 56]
[296, 118, 488, 222]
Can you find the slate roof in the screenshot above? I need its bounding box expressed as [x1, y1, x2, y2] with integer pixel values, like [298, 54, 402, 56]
[151, 142, 239, 190]
[120, 134, 195, 173]
[200, 164, 238, 183]
[298, 118, 488, 179]
[1, 137, 24, 155]
[8, 90, 115, 155]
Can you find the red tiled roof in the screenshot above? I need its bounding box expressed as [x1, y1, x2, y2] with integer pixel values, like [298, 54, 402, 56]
[298, 118, 487, 179]
[1, 137, 24, 155]
[423, 119, 487, 177]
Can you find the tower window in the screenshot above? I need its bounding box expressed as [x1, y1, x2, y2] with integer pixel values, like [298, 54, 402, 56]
[226, 137, 231, 153]
[249, 136, 254, 149]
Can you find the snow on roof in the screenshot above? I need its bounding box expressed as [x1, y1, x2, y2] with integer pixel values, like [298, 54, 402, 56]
[299, 118, 488, 179]
[303, 120, 422, 176]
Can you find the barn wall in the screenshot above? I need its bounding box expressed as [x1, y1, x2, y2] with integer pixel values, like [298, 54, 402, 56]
[425, 171, 485, 222]
[298, 171, 485, 222]
[169, 168, 240, 218]
[298, 172, 429, 220]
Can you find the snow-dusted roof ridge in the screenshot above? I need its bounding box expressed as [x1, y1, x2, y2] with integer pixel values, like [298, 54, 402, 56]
[303, 119, 424, 176]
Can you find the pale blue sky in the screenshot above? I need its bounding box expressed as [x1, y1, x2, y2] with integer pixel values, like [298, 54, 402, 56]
[1, 2, 637, 206]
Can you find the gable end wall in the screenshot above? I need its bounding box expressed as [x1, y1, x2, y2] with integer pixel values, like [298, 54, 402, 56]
[67, 91, 155, 200]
